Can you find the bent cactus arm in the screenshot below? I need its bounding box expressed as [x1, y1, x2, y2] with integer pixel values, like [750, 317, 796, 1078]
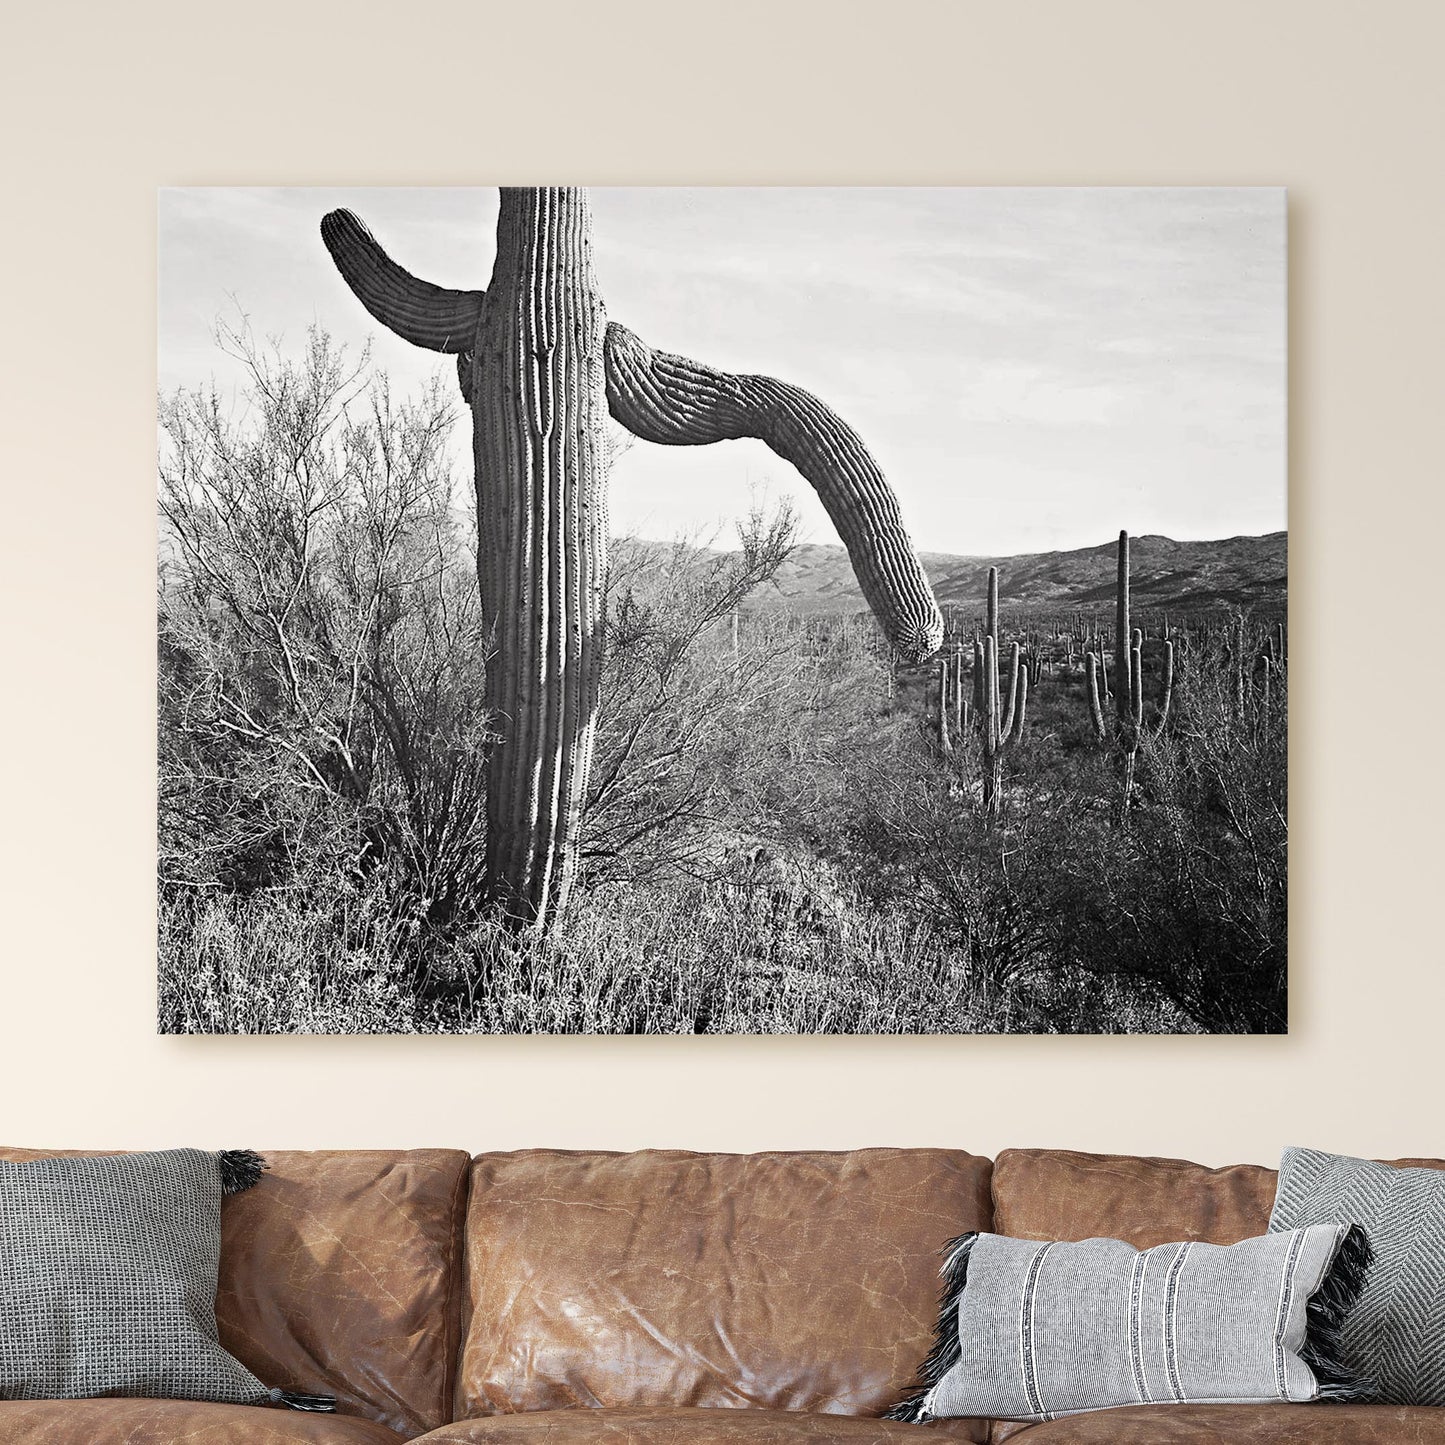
[603, 322, 943, 663]
[320, 210, 484, 353]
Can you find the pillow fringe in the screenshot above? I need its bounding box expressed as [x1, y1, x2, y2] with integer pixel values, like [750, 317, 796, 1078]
[1302, 1223, 1375, 1402]
[885, 1231, 978, 1423]
[269, 1388, 338, 1412]
[218, 1150, 268, 1196]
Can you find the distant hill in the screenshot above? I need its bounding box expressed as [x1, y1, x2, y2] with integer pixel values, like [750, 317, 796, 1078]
[741, 531, 1287, 617]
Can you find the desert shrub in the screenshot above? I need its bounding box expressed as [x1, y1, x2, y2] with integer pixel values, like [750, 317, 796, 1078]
[581, 509, 799, 882]
[158, 323, 490, 933]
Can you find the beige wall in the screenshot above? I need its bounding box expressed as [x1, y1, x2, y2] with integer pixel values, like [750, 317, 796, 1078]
[2, 0, 1440, 1165]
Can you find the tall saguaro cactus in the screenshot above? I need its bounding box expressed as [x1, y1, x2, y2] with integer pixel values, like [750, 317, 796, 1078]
[321, 188, 943, 928]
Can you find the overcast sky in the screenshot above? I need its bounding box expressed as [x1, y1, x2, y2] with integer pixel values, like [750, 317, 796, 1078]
[159, 187, 1285, 557]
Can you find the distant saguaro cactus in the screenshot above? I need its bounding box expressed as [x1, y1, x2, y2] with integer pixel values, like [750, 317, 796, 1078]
[1023, 637, 1045, 688]
[322, 189, 943, 928]
[976, 566, 1028, 817]
[1085, 530, 1173, 817]
[936, 653, 955, 759]
[952, 642, 970, 736]
[1224, 612, 1283, 748]
[935, 643, 972, 756]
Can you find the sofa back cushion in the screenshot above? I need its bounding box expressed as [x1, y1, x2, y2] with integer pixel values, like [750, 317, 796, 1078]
[457, 1148, 994, 1420]
[991, 1148, 1278, 1246]
[1, 1148, 471, 1439]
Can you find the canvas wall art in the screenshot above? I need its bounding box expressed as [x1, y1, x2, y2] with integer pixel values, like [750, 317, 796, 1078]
[157, 186, 1286, 1035]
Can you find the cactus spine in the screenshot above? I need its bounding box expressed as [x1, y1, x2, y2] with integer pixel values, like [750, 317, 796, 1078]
[321, 190, 943, 929]
[1085, 530, 1172, 818]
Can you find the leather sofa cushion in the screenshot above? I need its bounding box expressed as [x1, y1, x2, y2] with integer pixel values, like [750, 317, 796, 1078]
[457, 1149, 993, 1430]
[0, 1148, 471, 1439]
[992, 1402, 1445, 1442]
[420, 1407, 985, 1444]
[991, 1148, 1445, 1251]
[0, 1399, 405, 1444]
[990, 1149, 1278, 1247]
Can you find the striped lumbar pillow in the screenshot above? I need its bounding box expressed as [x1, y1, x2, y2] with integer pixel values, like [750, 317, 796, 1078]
[1269, 1147, 1445, 1406]
[888, 1225, 1372, 1423]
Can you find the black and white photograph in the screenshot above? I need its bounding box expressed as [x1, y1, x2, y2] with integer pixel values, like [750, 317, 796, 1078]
[157, 185, 1287, 1035]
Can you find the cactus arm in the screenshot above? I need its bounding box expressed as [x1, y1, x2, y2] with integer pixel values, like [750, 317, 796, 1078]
[1086, 653, 1107, 741]
[972, 638, 985, 715]
[1000, 640, 1020, 738]
[976, 644, 988, 757]
[1129, 634, 1144, 733]
[320, 210, 485, 353]
[982, 634, 998, 751]
[1008, 666, 1029, 746]
[981, 635, 993, 748]
[602, 321, 943, 663]
[986, 566, 999, 643]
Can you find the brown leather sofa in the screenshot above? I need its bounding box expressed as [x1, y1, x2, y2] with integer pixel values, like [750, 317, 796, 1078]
[1, 1147, 1441, 1444]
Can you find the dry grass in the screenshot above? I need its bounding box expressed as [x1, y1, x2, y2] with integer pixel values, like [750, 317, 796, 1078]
[158, 882, 1191, 1036]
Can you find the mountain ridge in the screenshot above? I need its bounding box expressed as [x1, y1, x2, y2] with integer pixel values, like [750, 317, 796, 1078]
[741, 530, 1287, 616]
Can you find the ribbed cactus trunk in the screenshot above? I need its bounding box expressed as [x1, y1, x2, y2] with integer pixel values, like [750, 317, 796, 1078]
[473, 190, 608, 923]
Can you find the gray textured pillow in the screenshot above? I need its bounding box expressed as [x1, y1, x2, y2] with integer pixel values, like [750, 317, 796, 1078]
[0, 1149, 331, 1410]
[1269, 1146, 1445, 1406]
[889, 1225, 1372, 1423]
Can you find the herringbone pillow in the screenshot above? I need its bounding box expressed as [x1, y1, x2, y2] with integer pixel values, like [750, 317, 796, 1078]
[0, 1149, 330, 1410]
[1269, 1147, 1445, 1406]
[889, 1225, 1372, 1423]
